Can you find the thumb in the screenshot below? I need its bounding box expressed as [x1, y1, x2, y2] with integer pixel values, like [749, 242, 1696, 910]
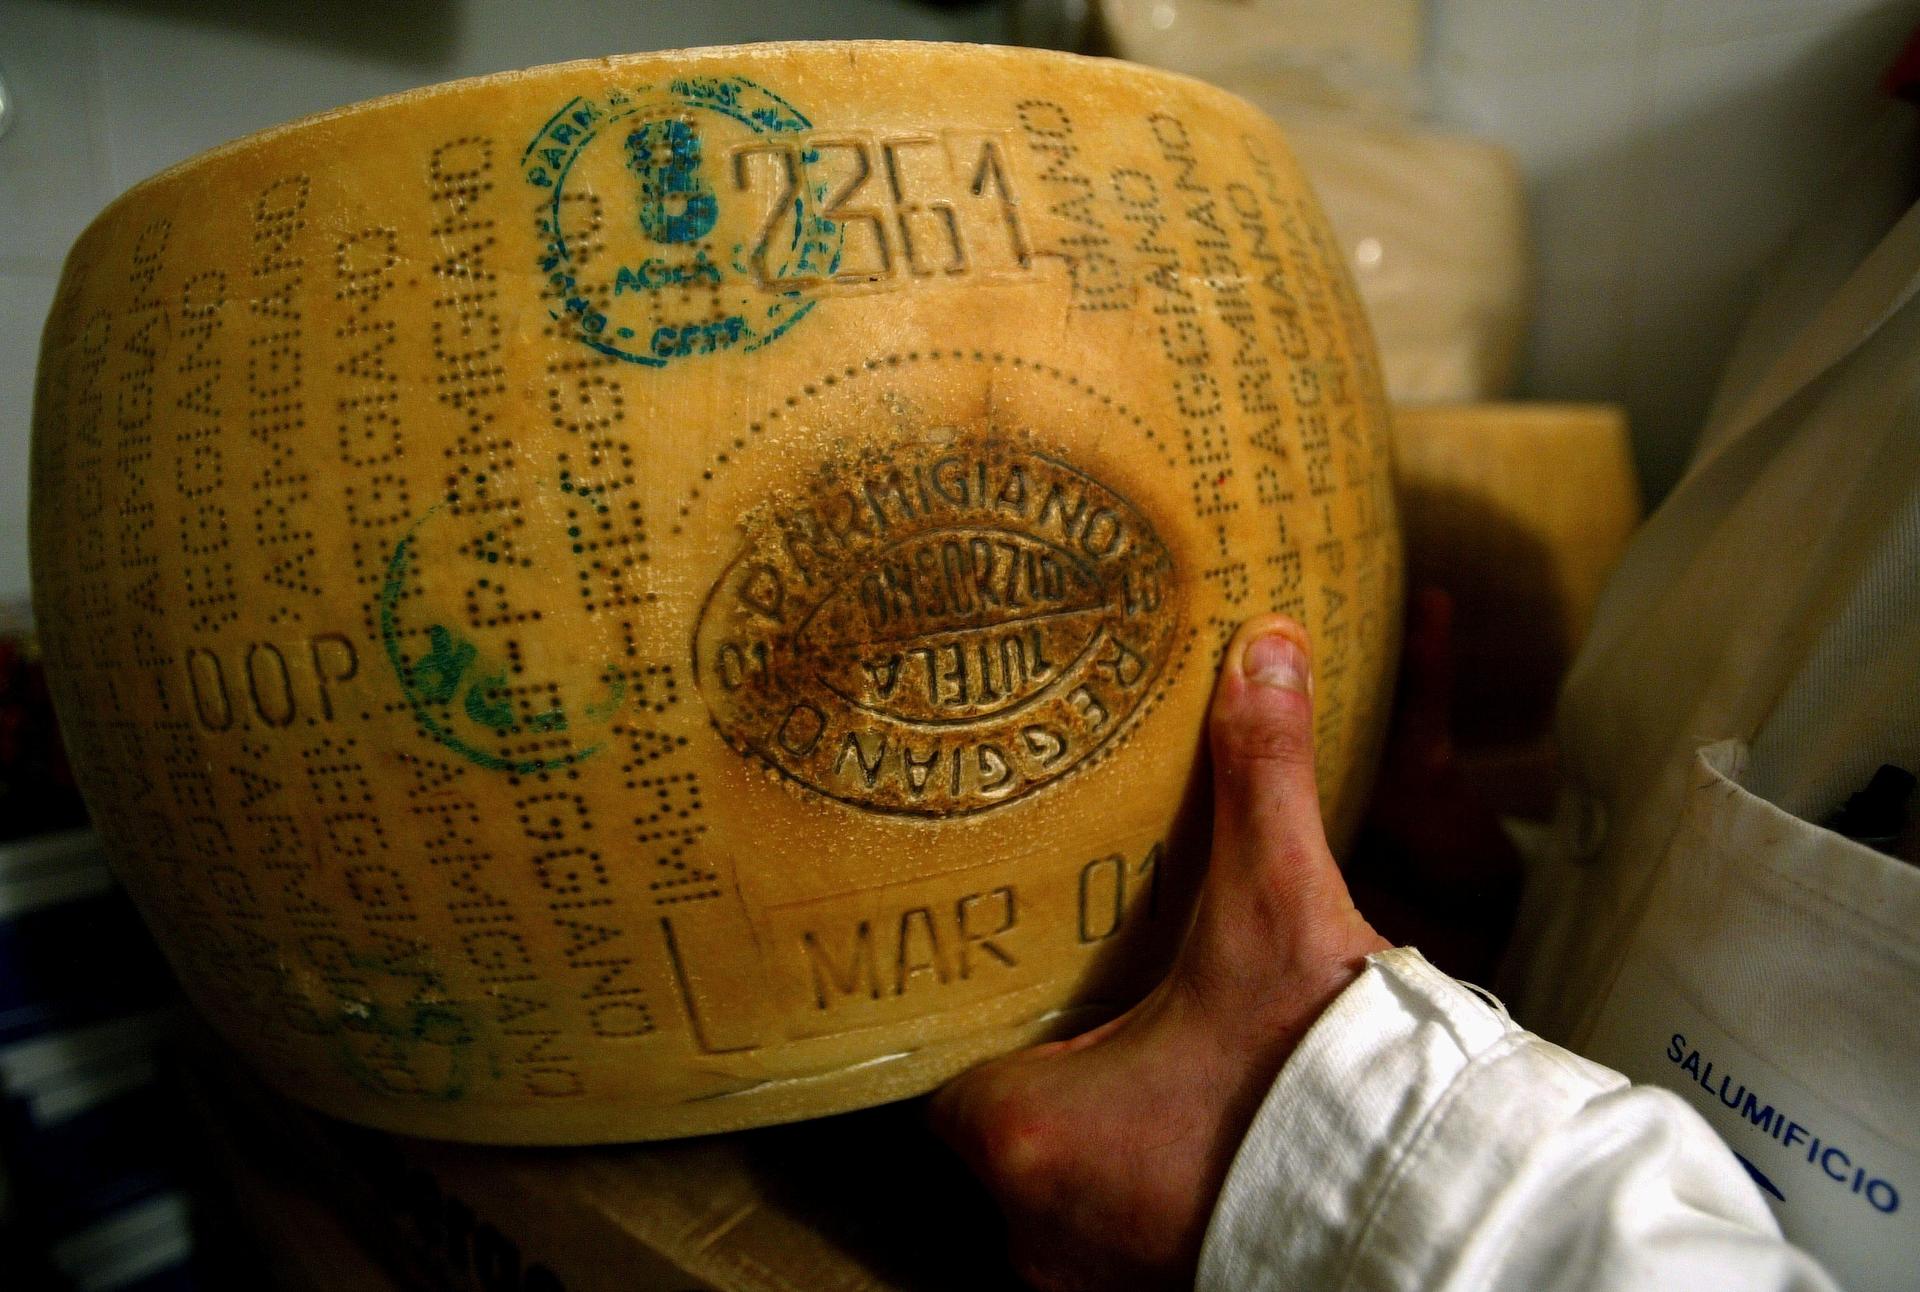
[1184, 616, 1384, 1010]
[1206, 614, 1335, 890]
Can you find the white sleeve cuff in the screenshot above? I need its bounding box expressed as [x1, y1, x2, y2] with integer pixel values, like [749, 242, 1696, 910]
[1195, 947, 1824, 1292]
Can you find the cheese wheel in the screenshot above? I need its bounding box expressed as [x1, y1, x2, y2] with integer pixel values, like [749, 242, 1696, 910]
[29, 42, 1401, 1143]
[1391, 402, 1640, 747]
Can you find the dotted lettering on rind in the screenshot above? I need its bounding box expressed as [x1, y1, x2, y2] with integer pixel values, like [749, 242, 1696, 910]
[248, 175, 320, 622]
[545, 351, 650, 615]
[117, 219, 172, 671]
[176, 268, 241, 634]
[514, 786, 660, 1042]
[334, 225, 404, 470]
[1015, 100, 1129, 311]
[636, 773, 717, 904]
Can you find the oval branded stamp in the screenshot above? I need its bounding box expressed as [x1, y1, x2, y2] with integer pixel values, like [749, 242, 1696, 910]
[694, 432, 1181, 815]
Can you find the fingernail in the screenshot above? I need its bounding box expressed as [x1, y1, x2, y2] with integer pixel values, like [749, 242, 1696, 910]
[1244, 632, 1309, 693]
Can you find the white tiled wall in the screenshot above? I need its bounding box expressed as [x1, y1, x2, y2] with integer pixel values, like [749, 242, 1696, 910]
[2, 0, 1917, 605]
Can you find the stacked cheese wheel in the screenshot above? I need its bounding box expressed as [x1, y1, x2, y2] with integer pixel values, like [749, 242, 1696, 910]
[29, 42, 1401, 1143]
[1392, 403, 1640, 746]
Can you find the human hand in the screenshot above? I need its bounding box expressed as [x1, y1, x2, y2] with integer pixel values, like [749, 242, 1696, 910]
[930, 615, 1391, 1292]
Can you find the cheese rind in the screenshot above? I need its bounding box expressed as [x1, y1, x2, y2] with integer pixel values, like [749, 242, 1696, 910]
[30, 42, 1401, 1143]
[1392, 402, 1640, 746]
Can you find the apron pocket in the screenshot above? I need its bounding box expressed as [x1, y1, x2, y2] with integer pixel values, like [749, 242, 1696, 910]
[1585, 740, 1920, 1291]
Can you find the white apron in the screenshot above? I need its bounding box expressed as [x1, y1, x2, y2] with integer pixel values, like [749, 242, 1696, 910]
[1506, 196, 1920, 1289]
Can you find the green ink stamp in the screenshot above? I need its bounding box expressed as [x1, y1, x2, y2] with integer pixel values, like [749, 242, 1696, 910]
[380, 503, 632, 775]
[321, 948, 482, 1103]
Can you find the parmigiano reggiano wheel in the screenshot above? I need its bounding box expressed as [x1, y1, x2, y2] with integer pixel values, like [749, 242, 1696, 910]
[1392, 403, 1639, 747]
[29, 42, 1401, 1143]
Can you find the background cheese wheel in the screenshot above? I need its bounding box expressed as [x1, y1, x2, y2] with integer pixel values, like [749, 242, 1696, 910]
[1289, 122, 1529, 404]
[29, 42, 1401, 1143]
[1391, 402, 1639, 814]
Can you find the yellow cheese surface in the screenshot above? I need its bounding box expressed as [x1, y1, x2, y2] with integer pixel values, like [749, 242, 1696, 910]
[30, 42, 1401, 1142]
[1392, 402, 1639, 747]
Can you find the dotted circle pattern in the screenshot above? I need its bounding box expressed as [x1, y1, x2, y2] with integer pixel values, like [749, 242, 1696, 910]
[669, 348, 1181, 536]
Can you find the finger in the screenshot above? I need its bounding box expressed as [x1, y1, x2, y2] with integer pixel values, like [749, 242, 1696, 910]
[926, 1068, 981, 1167]
[1190, 616, 1389, 1015]
[1206, 614, 1332, 885]
[928, 1057, 1036, 1183]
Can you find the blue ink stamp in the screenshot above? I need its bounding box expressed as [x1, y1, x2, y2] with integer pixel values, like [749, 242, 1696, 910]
[523, 76, 840, 366]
